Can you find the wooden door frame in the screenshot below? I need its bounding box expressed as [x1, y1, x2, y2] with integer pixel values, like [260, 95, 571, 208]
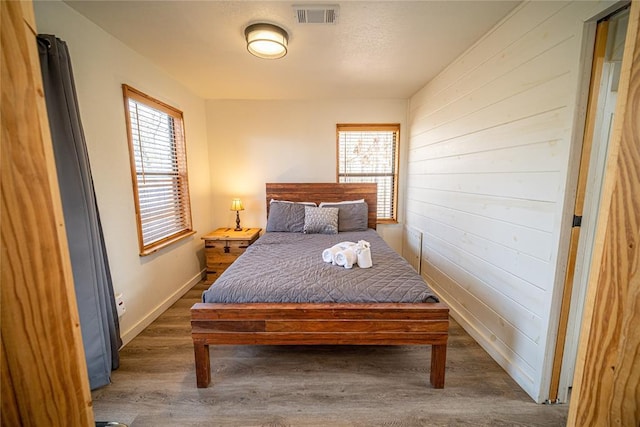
[567, 0, 640, 424]
[548, 18, 611, 403]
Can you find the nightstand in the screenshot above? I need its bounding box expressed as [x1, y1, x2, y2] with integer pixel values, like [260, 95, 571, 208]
[201, 227, 261, 284]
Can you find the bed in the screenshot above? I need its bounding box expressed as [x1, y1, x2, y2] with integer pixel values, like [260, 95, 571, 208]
[191, 183, 449, 388]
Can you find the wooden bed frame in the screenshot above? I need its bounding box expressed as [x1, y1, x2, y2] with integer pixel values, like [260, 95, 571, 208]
[191, 183, 449, 388]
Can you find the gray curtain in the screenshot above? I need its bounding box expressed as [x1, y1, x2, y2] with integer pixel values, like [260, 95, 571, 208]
[38, 34, 121, 390]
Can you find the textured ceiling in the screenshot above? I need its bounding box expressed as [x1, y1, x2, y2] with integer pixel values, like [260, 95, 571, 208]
[64, 1, 521, 100]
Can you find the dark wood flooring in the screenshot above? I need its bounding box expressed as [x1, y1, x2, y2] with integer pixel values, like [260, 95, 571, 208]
[92, 281, 569, 426]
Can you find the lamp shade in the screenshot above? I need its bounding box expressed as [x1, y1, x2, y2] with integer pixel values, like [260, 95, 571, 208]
[245, 23, 288, 59]
[230, 199, 244, 211]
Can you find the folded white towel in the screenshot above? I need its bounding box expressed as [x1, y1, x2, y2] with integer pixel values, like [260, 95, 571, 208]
[355, 240, 372, 268]
[357, 248, 372, 268]
[335, 247, 357, 269]
[336, 241, 356, 250]
[322, 242, 355, 265]
[356, 240, 370, 250]
[322, 246, 340, 264]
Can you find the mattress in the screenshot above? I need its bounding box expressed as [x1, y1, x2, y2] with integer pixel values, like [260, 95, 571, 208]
[202, 229, 439, 304]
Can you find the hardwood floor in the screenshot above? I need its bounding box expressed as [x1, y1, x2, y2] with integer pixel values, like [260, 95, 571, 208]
[92, 281, 569, 426]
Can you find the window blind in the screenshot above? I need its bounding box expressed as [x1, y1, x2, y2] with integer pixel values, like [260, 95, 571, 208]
[337, 124, 399, 220]
[123, 85, 193, 254]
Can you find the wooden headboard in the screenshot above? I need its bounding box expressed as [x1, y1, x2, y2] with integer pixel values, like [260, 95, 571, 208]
[266, 183, 377, 229]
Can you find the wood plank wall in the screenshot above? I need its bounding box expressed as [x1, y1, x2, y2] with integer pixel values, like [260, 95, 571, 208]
[1, 1, 94, 424]
[405, 0, 617, 402]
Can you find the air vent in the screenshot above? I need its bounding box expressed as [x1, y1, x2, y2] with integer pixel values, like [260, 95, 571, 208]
[293, 4, 339, 24]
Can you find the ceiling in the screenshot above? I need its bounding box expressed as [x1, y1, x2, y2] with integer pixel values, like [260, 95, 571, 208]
[64, 1, 521, 100]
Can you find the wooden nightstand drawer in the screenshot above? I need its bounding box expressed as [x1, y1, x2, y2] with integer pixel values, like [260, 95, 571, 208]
[205, 239, 251, 252]
[206, 271, 222, 282]
[206, 261, 231, 272]
[205, 263, 230, 283]
[201, 228, 261, 285]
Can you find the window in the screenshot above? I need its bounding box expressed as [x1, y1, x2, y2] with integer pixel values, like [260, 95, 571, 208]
[336, 123, 400, 222]
[122, 85, 194, 255]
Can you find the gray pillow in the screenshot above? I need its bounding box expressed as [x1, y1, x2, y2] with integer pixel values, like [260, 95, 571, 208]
[303, 206, 338, 234]
[320, 202, 368, 231]
[266, 201, 306, 232]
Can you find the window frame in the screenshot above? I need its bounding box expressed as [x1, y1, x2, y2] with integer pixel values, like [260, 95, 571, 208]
[122, 84, 195, 256]
[336, 123, 400, 223]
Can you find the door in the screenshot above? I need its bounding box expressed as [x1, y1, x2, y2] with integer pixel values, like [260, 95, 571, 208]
[548, 5, 630, 403]
[0, 0, 94, 424]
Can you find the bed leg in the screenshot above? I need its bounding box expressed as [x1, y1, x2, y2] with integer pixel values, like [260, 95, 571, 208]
[194, 340, 211, 388]
[430, 344, 447, 389]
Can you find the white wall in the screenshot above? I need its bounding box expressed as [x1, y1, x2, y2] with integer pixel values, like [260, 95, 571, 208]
[406, 0, 620, 402]
[34, 0, 212, 345]
[205, 99, 408, 252]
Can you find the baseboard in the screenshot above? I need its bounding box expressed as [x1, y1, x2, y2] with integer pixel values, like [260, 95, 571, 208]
[445, 298, 538, 400]
[119, 269, 204, 346]
[423, 268, 540, 403]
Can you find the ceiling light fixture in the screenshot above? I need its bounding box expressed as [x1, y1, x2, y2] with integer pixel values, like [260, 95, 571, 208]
[244, 23, 288, 59]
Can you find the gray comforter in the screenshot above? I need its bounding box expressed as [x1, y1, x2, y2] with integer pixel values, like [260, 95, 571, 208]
[202, 229, 439, 304]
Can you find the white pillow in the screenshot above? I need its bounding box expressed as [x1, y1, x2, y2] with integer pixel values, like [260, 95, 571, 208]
[270, 199, 317, 206]
[318, 199, 364, 207]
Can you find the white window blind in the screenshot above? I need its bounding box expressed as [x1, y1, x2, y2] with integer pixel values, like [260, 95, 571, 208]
[123, 85, 193, 255]
[337, 124, 399, 221]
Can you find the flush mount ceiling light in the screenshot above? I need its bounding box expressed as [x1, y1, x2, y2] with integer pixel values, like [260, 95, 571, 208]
[244, 23, 288, 59]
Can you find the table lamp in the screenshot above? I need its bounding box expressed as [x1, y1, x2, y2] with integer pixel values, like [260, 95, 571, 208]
[230, 199, 244, 231]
